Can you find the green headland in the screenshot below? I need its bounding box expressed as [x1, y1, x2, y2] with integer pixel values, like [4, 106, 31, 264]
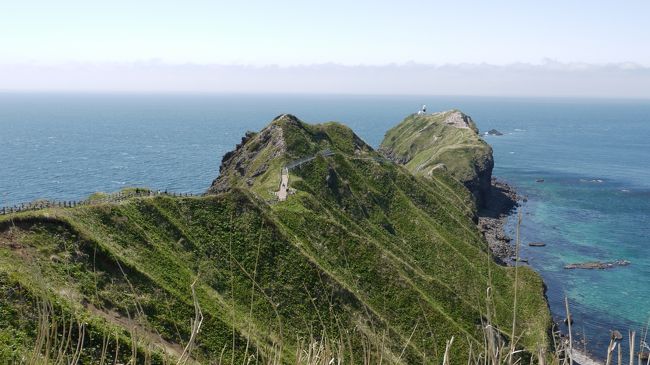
[380, 110, 494, 208]
[0, 113, 550, 364]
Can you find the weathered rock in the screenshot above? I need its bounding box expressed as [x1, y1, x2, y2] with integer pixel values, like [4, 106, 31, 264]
[486, 129, 504, 136]
[208, 114, 373, 196]
[611, 330, 623, 341]
[477, 179, 520, 265]
[326, 166, 339, 192]
[564, 260, 630, 270]
[209, 123, 286, 193]
[528, 242, 546, 247]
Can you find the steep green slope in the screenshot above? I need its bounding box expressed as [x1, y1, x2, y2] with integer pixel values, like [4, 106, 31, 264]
[379, 110, 494, 208]
[0, 114, 549, 364]
[209, 114, 373, 199]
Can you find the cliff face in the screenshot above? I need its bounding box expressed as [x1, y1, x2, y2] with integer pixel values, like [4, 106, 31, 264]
[208, 122, 285, 194]
[379, 110, 494, 208]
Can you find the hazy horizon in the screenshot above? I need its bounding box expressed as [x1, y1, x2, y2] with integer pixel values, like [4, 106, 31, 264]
[2, 60, 650, 99]
[3, 0, 650, 98]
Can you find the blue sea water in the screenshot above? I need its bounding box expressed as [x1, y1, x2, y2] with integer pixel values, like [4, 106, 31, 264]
[1, 93, 649, 356]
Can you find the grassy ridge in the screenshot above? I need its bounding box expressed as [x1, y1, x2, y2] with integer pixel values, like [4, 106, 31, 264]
[0, 115, 550, 364]
[1, 194, 388, 363]
[379, 111, 490, 181]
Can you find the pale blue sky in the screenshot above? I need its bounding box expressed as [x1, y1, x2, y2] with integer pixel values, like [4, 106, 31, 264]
[2, 0, 650, 65]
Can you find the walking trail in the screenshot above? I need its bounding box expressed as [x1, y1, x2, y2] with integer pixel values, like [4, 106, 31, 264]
[275, 167, 289, 201]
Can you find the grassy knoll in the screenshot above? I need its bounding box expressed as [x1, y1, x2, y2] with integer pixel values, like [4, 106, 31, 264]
[380, 111, 494, 207]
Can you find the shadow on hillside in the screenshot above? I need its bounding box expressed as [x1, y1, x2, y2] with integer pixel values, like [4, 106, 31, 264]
[479, 179, 519, 219]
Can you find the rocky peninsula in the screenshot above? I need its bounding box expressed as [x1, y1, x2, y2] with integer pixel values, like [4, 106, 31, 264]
[378, 110, 520, 264]
[379, 110, 494, 209]
[0, 112, 551, 364]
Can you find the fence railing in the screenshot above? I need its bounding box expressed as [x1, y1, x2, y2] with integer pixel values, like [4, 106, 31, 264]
[1, 190, 200, 215]
[286, 149, 334, 170]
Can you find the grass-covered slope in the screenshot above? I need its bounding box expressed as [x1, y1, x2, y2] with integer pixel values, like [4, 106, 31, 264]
[379, 111, 494, 208]
[209, 114, 373, 200]
[0, 114, 549, 364]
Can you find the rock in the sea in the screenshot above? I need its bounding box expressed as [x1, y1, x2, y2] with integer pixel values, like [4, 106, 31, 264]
[486, 129, 504, 136]
[528, 242, 546, 247]
[536, 179, 545, 183]
[564, 260, 630, 270]
[611, 330, 623, 341]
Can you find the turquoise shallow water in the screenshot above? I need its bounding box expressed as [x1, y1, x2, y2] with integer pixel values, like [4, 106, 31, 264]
[1, 93, 649, 356]
[478, 100, 650, 356]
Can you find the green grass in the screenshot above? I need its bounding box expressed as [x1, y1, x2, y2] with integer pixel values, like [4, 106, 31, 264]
[0, 115, 551, 364]
[211, 115, 375, 200]
[379, 111, 493, 187]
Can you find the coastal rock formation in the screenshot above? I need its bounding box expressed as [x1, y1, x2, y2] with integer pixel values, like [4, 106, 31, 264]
[477, 179, 520, 264]
[209, 113, 372, 196]
[209, 117, 286, 194]
[486, 129, 504, 136]
[379, 110, 494, 208]
[0, 114, 551, 363]
[564, 260, 630, 270]
[529, 242, 546, 247]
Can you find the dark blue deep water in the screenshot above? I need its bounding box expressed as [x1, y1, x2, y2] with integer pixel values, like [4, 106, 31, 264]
[1, 93, 649, 356]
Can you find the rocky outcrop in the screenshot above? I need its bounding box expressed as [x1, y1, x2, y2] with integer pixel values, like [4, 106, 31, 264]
[208, 114, 373, 196]
[208, 122, 286, 193]
[379, 110, 494, 208]
[564, 260, 630, 270]
[486, 129, 504, 136]
[477, 179, 519, 264]
[470, 157, 494, 209]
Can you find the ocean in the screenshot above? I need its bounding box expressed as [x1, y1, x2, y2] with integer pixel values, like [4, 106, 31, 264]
[1, 93, 649, 357]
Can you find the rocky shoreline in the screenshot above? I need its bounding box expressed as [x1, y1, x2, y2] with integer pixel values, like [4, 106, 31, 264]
[478, 179, 603, 365]
[478, 178, 520, 265]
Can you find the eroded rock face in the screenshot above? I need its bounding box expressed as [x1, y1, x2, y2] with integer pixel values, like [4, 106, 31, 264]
[379, 110, 494, 208]
[441, 110, 478, 131]
[470, 156, 494, 208]
[564, 260, 630, 270]
[486, 129, 504, 136]
[208, 113, 374, 196]
[209, 121, 286, 194]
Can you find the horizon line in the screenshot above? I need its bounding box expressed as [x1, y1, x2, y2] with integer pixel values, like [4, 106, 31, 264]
[1, 90, 649, 101]
[3, 59, 650, 68]
[3, 61, 649, 99]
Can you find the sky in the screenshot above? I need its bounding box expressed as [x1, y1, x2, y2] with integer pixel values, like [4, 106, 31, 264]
[2, 0, 650, 97]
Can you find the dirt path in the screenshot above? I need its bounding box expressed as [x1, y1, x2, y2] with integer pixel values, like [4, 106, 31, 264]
[275, 167, 289, 201]
[275, 150, 333, 202]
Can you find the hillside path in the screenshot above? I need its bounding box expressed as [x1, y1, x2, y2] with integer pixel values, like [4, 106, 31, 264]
[275, 167, 289, 201]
